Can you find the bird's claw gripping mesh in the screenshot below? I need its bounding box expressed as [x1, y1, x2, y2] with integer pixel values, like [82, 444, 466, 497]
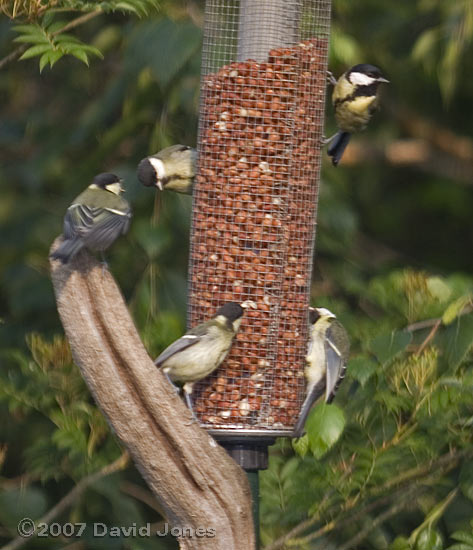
[188, 0, 331, 436]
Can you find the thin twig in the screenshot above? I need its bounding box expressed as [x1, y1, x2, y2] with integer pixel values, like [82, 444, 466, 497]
[415, 319, 441, 356]
[293, 483, 425, 549]
[337, 486, 422, 550]
[0, 9, 102, 70]
[406, 304, 473, 333]
[0, 452, 129, 550]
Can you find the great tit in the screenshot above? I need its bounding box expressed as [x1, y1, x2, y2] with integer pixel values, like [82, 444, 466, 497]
[293, 307, 350, 438]
[327, 64, 389, 166]
[50, 173, 132, 264]
[137, 144, 197, 195]
[154, 301, 249, 409]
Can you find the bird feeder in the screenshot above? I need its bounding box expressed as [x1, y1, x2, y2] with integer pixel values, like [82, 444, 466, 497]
[188, 0, 331, 467]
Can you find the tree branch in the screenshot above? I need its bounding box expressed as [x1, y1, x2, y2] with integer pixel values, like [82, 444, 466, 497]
[46, 241, 254, 550]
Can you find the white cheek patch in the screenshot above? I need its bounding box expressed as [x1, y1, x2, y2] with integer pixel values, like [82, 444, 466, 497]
[182, 335, 198, 339]
[349, 72, 376, 86]
[105, 182, 123, 195]
[148, 157, 166, 181]
[315, 307, 336, 319]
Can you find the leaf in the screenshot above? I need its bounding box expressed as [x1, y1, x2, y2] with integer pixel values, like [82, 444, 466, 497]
[427, 276, 452, 302]
[415, 529, 443, 550]
[281, 456, 300, 478]
[460, 462, 473, 503]
[443, 295, 472, 325]
[443, 314, 473, 369]
[54, 34, 81, 44]
[125, 18, 202, 87]
[292, 434, 309, 458]
[12, 24, 43, 34]
[14, 35, 50, 44]
[306, 404, 346, 459]
[46, 21, 69, 34]
[369, 330, 412, 364]
[0, 488, 48, 528]
[19, 44, 53, 60]
[450, 530, 473, 546]
[69, 49, 90, 66]
[390, 536, 412, 550]
[41, 11, 55, 28]
[39, 50, 63, 72]
[115, 1, 140, 14]
[347, 356, 378, 386]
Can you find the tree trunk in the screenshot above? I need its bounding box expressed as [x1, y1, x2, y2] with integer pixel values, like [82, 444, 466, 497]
[50, 240, 255, 549]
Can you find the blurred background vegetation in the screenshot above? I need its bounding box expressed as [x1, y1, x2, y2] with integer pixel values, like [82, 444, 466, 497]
[1, 0, 473, 549]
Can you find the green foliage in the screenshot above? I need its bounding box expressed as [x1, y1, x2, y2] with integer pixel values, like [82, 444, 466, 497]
[263, 270, 473, 548]
[9, 0, 160, 71]
[1, 333, 117, 480]
[14, 20, 103, 71]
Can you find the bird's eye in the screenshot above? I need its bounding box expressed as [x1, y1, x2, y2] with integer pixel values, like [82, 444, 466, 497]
[179, 146, 190, 151]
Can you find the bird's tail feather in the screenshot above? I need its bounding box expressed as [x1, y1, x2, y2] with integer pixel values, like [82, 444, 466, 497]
[293, 380, 325, 438]
[50, 238, 84, 264]
[327, 131, 351, 166]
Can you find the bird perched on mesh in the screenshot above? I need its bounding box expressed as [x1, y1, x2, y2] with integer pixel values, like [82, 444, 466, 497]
[326, 64, 389, 166]
[137, 144, 197, 195]
[50, 173, 132, 264]
[155, 301, 252, 410]
[293, 307, 350, 438]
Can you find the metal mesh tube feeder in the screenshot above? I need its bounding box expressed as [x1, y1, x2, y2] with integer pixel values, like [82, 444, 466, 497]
[188, 0, 331, 467]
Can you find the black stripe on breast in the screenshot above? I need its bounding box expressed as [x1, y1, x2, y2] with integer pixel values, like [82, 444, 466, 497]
[334, 83, 378, 107]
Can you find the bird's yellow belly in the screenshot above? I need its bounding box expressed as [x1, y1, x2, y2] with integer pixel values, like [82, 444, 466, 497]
[335, 96, 377, 133]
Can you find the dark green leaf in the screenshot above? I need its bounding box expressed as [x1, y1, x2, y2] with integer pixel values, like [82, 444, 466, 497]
[370, 330, 412, 364]
[125, 18, 201, 87]
[348, 356, 378, 386]
[443, 315, 473, 369]
[0, 488, 48, 528]
[460, 462, 473, 503]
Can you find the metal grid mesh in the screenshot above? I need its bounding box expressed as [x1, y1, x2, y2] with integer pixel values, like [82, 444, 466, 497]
[188, 0, 331, 436]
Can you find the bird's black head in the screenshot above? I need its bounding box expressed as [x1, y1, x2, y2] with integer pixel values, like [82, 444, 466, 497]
[92, 173, 121, 189]
[216, 302, 245, 322]
[137, 158, 158, 187]
[308, 307, 321, 325]
[348, 64, 388, 85]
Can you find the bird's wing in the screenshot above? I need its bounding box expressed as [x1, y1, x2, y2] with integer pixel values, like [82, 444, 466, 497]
[154, 334, 202, 367]
[292, 378, 325, 438]
[66, 203, 131, 248]
[324, 328, 347, 403]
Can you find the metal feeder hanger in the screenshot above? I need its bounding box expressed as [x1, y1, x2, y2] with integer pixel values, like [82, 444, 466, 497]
[189, 0, 331, 476]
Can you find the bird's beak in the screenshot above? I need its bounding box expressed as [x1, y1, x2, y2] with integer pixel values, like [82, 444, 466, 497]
[377, 77, 389, 84]
[156, 180, 164, 191]
[241, 300, 257, 310]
